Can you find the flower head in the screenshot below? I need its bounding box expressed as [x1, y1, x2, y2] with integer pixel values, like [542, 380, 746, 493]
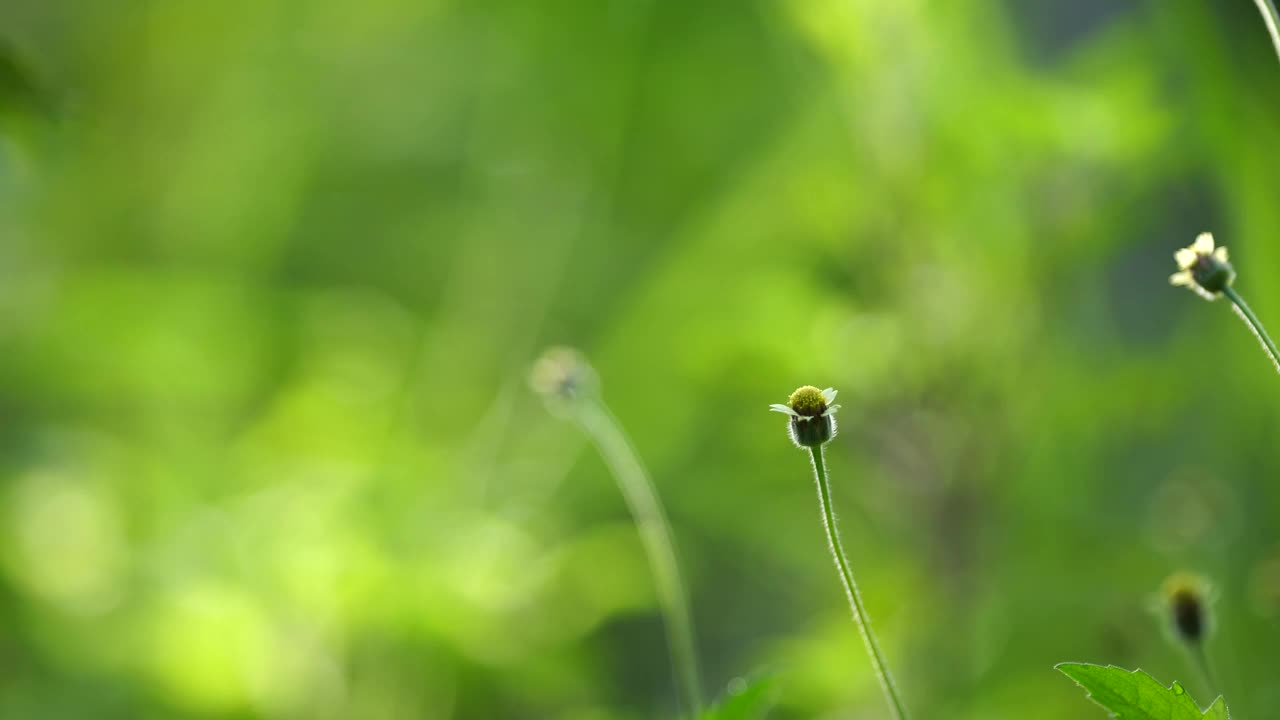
[1160, 571, 1213, 645]
[770, 385, 840, 448]
[1171, 233, 1235, 301]
[530, 346, 599, 415]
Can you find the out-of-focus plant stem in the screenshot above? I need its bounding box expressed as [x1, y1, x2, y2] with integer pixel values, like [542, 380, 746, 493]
[1254, 0, 1280, 65]
[1188, 642, 1218, 699]
[573, 398, 704, 717]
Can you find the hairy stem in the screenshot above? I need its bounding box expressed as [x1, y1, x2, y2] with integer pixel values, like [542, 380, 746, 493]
[1254, 0, 1280, 66]
[1223, 286, 1280, 374]
[809, 445, 909, 720]
[575, 399, 703, 716]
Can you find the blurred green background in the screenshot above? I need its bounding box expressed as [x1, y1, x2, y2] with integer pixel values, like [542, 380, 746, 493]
[2, 0, 1280, 718]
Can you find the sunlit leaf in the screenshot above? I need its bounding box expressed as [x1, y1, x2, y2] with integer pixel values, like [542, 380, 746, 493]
[1057, 663, 1229, 719]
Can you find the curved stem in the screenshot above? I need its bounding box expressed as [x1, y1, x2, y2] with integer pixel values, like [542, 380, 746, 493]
[809, 445, 909, 720]
[1223, 286, 1280, 374]
[1253, 0, 1280, 67]
[575, 400, 704, 717]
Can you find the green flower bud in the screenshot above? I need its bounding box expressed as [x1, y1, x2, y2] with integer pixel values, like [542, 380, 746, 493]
[770, 385, 841, 448]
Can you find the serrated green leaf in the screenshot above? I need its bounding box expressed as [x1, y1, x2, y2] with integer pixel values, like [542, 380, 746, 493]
[1057, 663, 1229, 719]
[1203, 696, 1230, 720]
[696, 676, 776, 720]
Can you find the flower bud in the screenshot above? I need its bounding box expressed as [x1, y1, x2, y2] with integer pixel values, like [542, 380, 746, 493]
[1160, 572, 1213, 645]
[770, 385, 841, 448]
[530, 346, 598, 415]
[1170, 233, 1235, 301]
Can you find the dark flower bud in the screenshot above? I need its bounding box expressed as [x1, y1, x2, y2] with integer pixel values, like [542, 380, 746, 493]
[1161, 572, 1212, 645]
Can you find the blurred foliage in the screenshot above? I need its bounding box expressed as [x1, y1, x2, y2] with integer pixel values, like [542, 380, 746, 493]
[3, 0, 1280, 718]
[698, 676, 776, 720]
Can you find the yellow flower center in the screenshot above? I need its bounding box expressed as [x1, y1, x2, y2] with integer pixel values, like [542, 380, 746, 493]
[788, 386, 827, 417]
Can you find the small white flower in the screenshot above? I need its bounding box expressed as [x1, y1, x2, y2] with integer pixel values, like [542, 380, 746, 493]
[1171, 232, 1234, 301]
[770, 386, 840, 448]
[769, 386, 840, 421]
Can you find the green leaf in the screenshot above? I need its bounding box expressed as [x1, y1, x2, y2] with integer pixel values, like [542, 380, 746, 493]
[697, 676, 776, 720]
[1057, 663, 1229, 719]
[1203, 697, 1230, 720]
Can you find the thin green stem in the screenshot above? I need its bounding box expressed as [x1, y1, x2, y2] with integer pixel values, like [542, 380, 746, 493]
[809, 445, 909, 720]
[1187, 642, 1218, 698]
[1253, 0, 1280, 67]
[1223, 286, 1280, 375]
[575, 399, 704, 717]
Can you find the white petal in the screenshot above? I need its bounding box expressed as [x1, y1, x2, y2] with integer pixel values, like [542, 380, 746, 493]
[769, 404, 799, 417]
[1194, 232, 1215, 254]
[1175, 248, 1197, 270]
[1170, 271, 1192, 287]
[1214, 246, 1229, 262]
[821, 388, 838, 404]
[823, 404, 842, 416]
[1193, 285, 1219, 301]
